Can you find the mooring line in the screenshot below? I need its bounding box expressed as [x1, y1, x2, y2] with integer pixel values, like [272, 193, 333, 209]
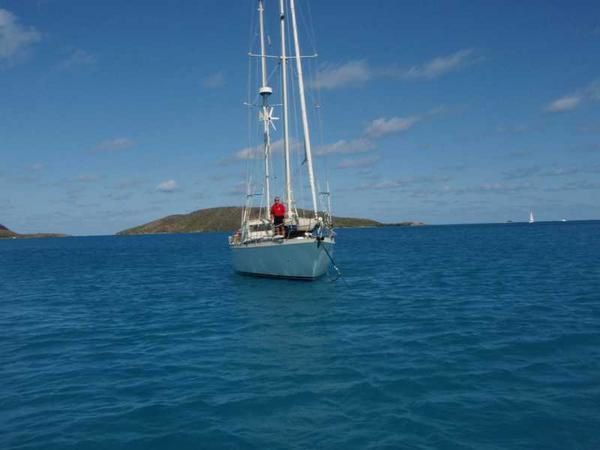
[320, 242, 345, 284]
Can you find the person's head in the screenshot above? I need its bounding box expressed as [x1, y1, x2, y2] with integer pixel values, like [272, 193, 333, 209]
[274, 196, 280, 203]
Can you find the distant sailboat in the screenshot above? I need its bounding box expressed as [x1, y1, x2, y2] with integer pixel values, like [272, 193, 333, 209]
[529, 211, 535, 224]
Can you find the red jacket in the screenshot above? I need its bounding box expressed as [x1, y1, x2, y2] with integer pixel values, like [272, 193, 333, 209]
[271, 202, 286, 218]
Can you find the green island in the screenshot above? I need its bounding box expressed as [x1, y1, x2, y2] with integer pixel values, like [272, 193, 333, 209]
[117, 206, 423, 235]
[0, 224, 68, 239]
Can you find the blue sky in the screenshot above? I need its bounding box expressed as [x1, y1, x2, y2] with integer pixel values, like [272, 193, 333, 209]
[1, 0, 599, 235]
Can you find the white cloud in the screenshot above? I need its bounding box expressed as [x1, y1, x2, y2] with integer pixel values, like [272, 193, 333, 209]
[540, 167, 580, 177]
[232, 142, 273, 161]
[107, 191, 132, 201]
[400, 49, 476, 80]
[317, 113, 423, 157]
[76, 174, 100, 183]
[475, 183, 530, 193]
[336, 156, 380, 169]
[356, 180, 530, 197]
[358, 175, 451, 191]
[234, 145, 261, 161]
[92, 137, 136, 153]
[438, 182, 533, 195]
[496, 124, 530, 134]
[156, 179, 178, 193]
[57, 48, 96, 71]
[227, 138, 299, 163]
[0, 9, 41, 62]
[365, 116, 420, 138]
[315, 138, 375, 156]
[502, 166, 542, 180]
[232, 112, 421, 162]
[545, 95, 582, 113]
[114, 178, 145, 190]
[202, 71, 225, 89]
[577, 122, 600, 133]
[545, 79, 600, 113]
[585, 80, 600, 100]
[358, 179, 406, 190]
[313, 60, 371, 89]
[504, 165, 593, 180]
[313, 49, 478, 90]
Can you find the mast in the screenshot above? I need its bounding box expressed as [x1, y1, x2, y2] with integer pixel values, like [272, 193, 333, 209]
[326, 181, 332, 224]
[258, 0, 272, 214]
[279, 0, 293, 217]
[289, 0, 318, 218]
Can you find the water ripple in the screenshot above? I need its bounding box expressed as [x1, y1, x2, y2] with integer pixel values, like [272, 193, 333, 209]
[1, 224, 600, 449]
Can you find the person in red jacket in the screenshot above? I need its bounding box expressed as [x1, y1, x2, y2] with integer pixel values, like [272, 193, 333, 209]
[270, 196, 286, 236]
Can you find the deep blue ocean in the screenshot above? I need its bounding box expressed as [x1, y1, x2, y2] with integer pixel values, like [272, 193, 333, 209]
[2, 222, 599, 449]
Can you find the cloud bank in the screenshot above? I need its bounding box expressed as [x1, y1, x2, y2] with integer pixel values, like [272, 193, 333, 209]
[316, 113, 425, 156]
[313, 49, 479, 89]
[0, 9, 41, 63]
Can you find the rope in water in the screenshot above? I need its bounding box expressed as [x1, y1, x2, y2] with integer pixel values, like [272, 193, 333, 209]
[318, 239, 344, 283]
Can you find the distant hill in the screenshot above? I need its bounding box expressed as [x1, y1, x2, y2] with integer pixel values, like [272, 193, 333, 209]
[0, 223, 67, 239]
[117, 206, 389, 235]
[0, 224, 18, 238]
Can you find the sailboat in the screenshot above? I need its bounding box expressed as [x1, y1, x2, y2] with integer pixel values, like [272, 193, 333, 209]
[529, 211, 535, 224]
[229, 0, 335, 279]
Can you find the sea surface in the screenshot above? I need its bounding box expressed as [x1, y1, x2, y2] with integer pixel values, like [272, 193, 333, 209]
[1, 222, 599, 449]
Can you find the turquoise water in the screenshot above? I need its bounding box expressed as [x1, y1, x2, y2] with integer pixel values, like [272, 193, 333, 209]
[1, 222, 599, 449]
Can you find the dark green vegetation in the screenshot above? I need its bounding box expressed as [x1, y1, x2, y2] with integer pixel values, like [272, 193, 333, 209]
[117, 207, 423, 235]
[0, 223, 67, 239]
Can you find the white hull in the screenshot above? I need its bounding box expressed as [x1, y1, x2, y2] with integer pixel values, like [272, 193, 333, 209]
[231, 237, 334, 279]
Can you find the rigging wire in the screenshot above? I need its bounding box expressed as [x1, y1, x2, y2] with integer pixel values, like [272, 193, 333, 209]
[245, 4, 258, 225]
[245, 2, 333, 224]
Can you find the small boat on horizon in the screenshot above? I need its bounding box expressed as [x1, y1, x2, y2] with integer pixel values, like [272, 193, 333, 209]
[529, 211, 535, 224]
